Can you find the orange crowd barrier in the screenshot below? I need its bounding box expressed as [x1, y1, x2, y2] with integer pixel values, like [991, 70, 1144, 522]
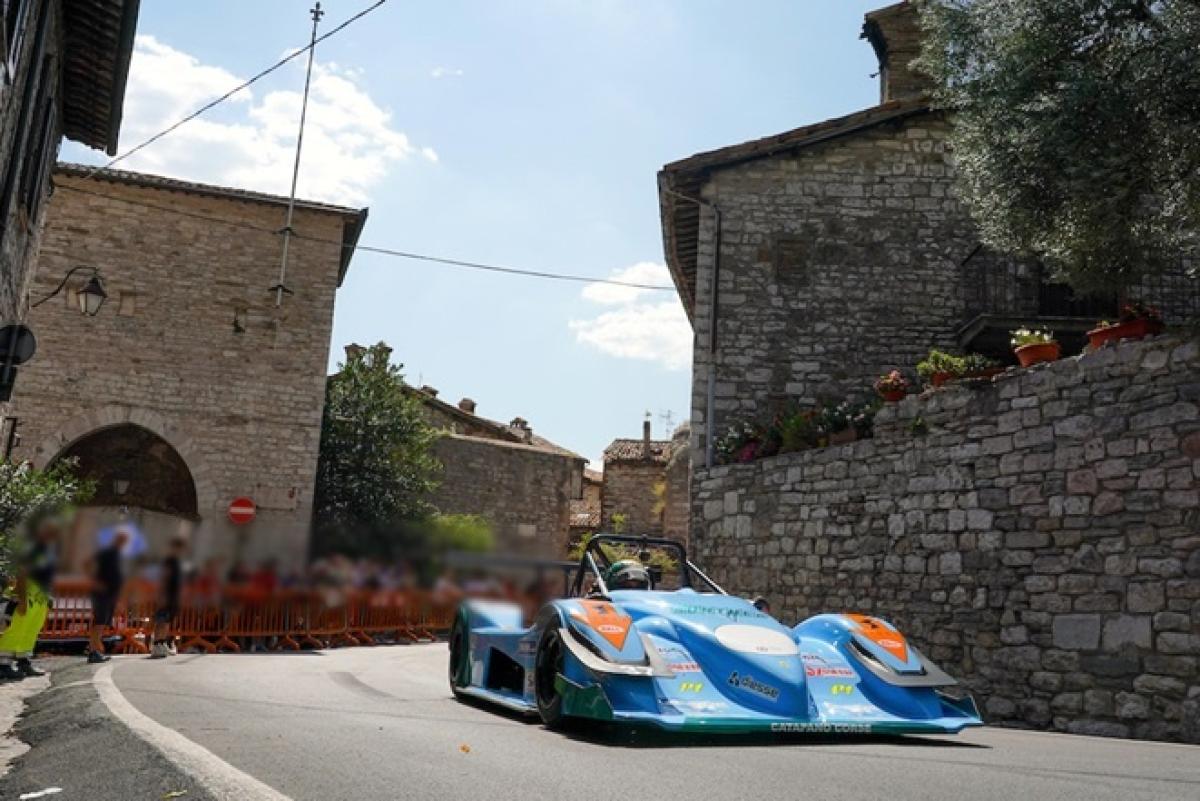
[37, 580, 458, 652]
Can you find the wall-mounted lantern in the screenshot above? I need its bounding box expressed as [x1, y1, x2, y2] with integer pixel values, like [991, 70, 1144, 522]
[31, 266, 108, 317]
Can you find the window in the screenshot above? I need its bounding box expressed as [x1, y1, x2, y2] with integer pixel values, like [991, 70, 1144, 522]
[2, 0, 30, 81]
[772, 236, 811, 286]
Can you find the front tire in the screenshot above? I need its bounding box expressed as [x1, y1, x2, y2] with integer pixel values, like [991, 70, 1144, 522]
[448, 612, 470, 698]
[534, 624, 566, 728]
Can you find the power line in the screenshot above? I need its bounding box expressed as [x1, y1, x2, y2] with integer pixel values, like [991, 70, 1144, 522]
[53, 182, 676, 291]
[86, 0, 390, 178]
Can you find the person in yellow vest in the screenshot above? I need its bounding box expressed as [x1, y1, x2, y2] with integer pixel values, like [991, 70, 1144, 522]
[0, 516, 61, 680]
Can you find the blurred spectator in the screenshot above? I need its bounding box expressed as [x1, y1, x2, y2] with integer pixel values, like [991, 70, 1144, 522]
[0, 516, 63, 680]
[86, 528, 129, 663]
[151, 532, 188, 659]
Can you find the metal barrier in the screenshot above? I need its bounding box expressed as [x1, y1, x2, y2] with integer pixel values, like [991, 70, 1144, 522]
[38, 580, 456, 651]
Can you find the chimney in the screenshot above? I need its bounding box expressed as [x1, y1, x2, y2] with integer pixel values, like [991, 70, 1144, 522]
[510, 417, 532, 443]
[344, 343, 365, 363]
[861, 2, 929, 103]
[420, 385, 438, 398]
[643, 419, 652, 459]
[458, 398, 477, 414]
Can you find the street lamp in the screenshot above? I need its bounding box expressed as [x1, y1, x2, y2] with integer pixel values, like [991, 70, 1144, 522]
[30, 266, 108, 317]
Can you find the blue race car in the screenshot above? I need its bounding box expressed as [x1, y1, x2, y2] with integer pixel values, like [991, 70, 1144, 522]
[448, 535, 982, 734]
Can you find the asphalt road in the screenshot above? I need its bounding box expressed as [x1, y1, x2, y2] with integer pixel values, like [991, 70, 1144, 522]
[32, 643, 1181, 801]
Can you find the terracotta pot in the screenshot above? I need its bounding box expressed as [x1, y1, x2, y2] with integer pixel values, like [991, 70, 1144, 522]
[829, 428, 857, 445]
[1086, 318, 1165, 350]
[1014, 341, 1061, 368]
[930, 371, 956, 387]
[879, 388, 907, 403]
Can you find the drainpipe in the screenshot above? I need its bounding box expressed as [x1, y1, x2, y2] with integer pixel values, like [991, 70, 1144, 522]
[663, 187, 722, 468]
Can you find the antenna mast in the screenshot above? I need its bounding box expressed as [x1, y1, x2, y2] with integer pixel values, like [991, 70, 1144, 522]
[271, 2, 324, 306]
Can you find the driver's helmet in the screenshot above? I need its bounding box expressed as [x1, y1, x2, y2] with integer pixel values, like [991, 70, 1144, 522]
[605, 559, 650, 591]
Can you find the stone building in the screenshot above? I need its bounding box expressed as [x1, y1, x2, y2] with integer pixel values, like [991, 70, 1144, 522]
[567, 468, 602, 545]
[400, 380, 586, 556]
[658, 0, 1199, 471]
[11, 165, 367, 569]
[600, 421, 689, 544]
[0, 0, 140, 343]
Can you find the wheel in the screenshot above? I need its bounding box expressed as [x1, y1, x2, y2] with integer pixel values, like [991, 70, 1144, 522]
[534, 624, 567, 727]
[448, 612, 470, 698]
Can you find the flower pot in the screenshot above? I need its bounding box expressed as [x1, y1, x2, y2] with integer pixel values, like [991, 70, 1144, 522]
[736, 441, 760, 463]
[930, 371, 957, 387]
[1086, 318, 1165, 350]
[878, 388, 907, 403]
[1014, 341, 1061, 368]
[829, 428, 857, 445]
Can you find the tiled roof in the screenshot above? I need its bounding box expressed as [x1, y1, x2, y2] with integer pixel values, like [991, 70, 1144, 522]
[603, 438, 672, 464]
[403, 383, 584, 461]
[62, 0, 141, 155]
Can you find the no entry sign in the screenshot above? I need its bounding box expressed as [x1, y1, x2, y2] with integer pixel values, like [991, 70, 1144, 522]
[228, 496, 257, 525]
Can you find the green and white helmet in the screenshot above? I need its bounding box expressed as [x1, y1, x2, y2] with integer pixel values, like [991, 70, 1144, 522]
[605, 559, 650, 590]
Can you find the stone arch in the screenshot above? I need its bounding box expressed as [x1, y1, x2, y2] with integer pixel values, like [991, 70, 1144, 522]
[31, 404, 219, 521]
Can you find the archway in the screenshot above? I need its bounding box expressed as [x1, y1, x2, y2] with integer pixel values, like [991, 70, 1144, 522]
[49, 424, 199, 573]
[53, 424, 198, 519]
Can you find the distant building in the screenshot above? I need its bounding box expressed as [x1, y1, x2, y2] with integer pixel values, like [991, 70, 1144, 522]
[401, 380, 586, 556]
[600, 421, 689, 545]
[0, 0, 140, 327]
[568, 467, 602, 545]
[12, 165, 367, 570]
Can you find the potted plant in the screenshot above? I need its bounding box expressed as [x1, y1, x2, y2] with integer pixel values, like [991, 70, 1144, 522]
[778, 408, 818, 454]
[1011, 328, 1060, 367]
[874, 370, 910, 403]
[961, 353, 1004, 380]
[715, 422, 760, 465]
[851, 400, 880, 440]
[916, 349, 967, 387]
[1086, 302, 1164, 350]
[818, 402, 857, 445]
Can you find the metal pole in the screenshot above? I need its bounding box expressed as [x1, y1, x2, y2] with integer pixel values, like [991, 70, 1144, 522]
[273, 3, 324, 307]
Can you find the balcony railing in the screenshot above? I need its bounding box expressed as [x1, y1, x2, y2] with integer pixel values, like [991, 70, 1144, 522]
[958, 247, 1199, 358]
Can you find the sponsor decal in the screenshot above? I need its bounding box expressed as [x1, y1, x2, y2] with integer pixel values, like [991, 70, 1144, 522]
[679, 681, 704, 693]
[676, 699, 730, 713]
[517, 639, 537, 655]
[806, 666, 856, 678]
[669, 661, 702, 674]
[571, 600, 633, 650]
[524, 670, 535, 696]
[727, 671, 780, 701]
[771, 722, 872, 734]
[830, 683, 855, 696]
[844, 613, 909, 662]
[671, 605, 770, 621]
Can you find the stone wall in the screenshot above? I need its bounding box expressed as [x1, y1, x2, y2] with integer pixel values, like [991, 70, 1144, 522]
[692, 334, 1200, 743]
[11, 170, 359, 569]
[601, 460, 666, 538]
[431, 434, 579, 556]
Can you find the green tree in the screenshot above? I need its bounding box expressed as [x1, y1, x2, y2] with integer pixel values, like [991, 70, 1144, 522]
[0, 459, 92, 579]
[313, 343, 441, 558]
[916, 0, 1200, 292]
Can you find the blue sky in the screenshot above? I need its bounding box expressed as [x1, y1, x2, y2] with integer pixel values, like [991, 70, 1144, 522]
[63, 0, 887, 466]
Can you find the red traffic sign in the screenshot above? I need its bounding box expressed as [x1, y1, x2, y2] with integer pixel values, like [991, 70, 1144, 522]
[228, 497, 256, 525]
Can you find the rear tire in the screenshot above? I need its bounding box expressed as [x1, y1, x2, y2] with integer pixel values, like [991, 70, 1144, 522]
[448, 612, 470, 698]
[534, 624, 566, 728]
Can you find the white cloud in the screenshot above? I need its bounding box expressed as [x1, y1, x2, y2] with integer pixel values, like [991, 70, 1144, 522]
[112, 35, 429, 206]
[430, 66, 464, 79]
[569, 262, 692, 371]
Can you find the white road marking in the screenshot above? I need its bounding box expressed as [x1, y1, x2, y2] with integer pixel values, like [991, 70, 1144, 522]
[93, 663, 293, 801]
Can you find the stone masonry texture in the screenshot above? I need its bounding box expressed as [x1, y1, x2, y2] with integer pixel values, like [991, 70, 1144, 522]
[693, 334, 1200, 743]
[11, 169, 359, 569]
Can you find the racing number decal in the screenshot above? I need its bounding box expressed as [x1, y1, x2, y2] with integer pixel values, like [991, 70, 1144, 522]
[572, 600, 633, 650]
[844, 613, 909, 662]
[830, 683, 855, 696]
